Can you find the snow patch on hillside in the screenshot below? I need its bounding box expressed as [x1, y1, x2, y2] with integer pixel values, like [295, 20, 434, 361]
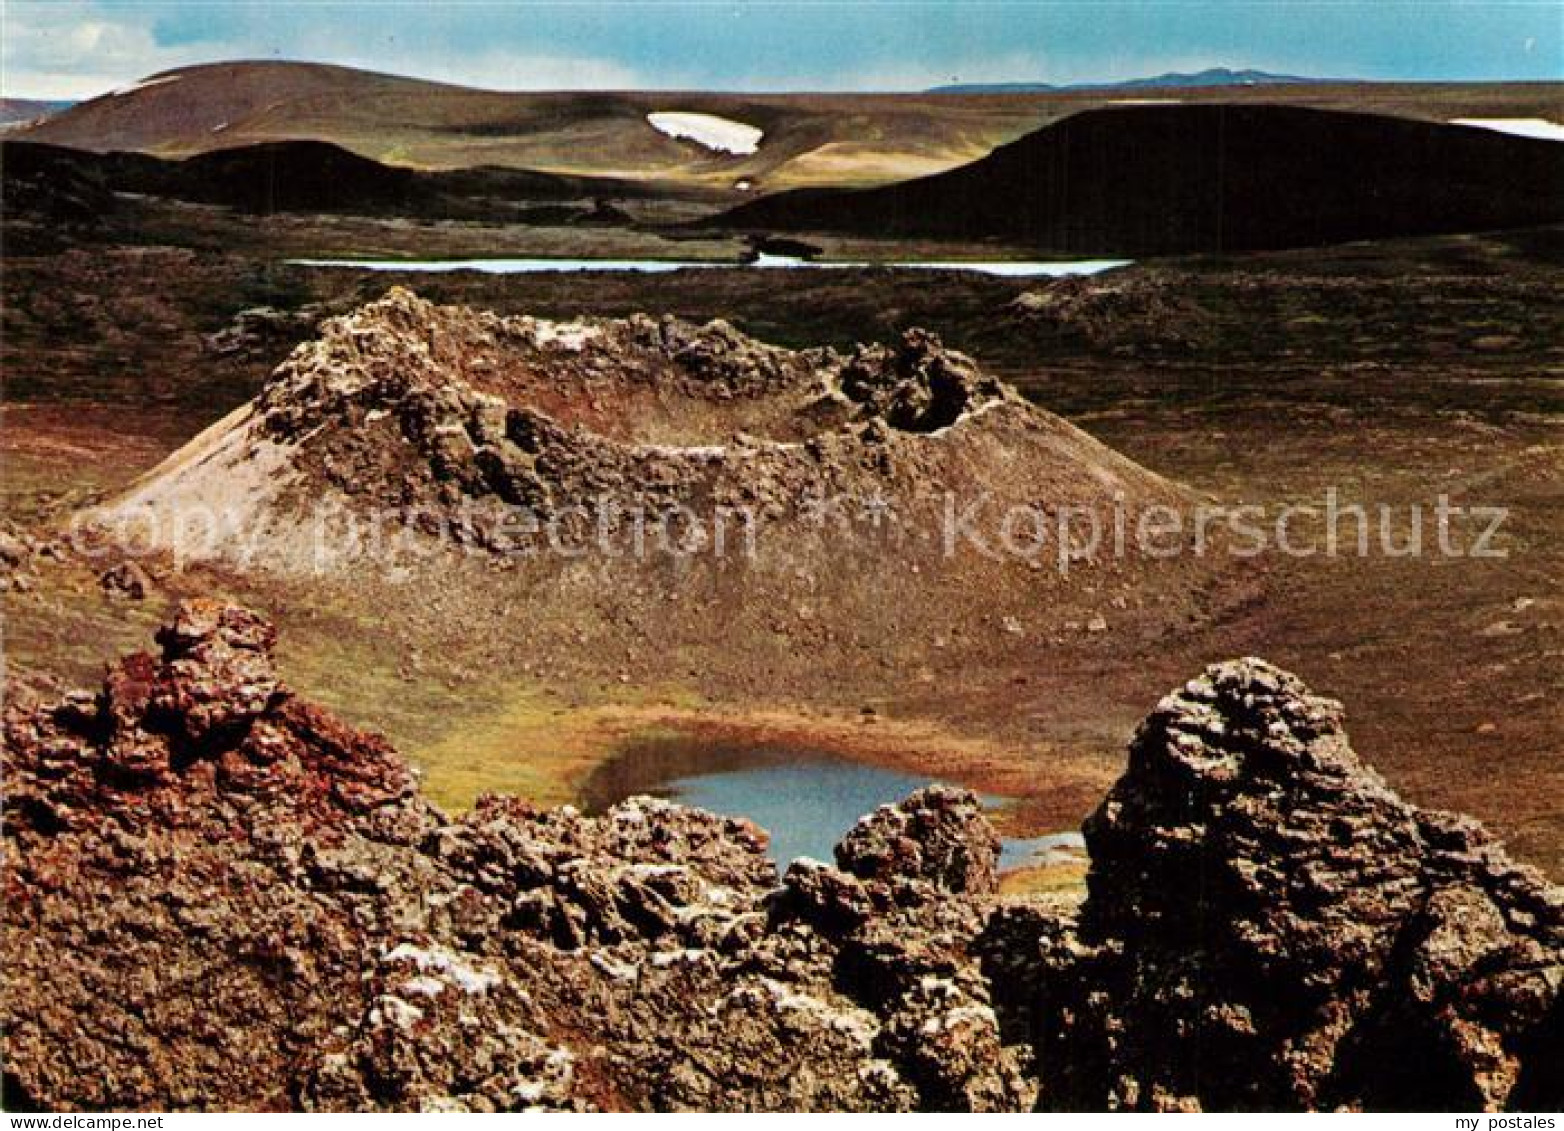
[1450, 118, 1564, 142]
[648, 111, 762, 156]
[111, 75, 183, 97]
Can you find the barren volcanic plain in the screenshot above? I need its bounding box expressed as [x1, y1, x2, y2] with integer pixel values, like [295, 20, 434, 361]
[1, 60, 1561, 1111]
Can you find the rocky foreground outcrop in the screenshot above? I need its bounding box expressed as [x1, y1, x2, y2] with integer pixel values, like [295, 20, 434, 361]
[4, 604, 1559, 1111]
[996, 662, 1563, 1111]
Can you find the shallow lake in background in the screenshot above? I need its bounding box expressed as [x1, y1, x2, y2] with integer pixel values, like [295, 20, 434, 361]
[289, 253, 1132, 278]
[583, 738, 1084, 871]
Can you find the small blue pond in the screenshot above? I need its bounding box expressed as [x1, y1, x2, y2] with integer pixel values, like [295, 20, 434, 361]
[584, 742, 1084, 871]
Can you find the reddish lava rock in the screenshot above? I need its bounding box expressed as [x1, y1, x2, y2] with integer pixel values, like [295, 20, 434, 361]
[3, 608, 1558, 1111]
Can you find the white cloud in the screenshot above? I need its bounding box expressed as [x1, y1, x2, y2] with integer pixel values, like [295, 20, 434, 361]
[1, 1, 210, 98]
[0, 2, 1338, 101]
[0, 0, 650, 99]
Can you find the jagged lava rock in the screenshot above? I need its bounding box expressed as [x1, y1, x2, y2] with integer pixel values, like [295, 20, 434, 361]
[1024, 659, 1563, 1111]
[3, 602, 1029, 1111]
[836, 783, 1000, 894]
[4, 609, 1557, 1111]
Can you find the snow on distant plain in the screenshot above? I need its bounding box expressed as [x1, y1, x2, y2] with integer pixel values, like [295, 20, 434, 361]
[647, 111, 763, 156]
[1450, 118, 1564, 142]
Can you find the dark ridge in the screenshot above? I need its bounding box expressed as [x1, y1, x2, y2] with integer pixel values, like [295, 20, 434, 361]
[0, 139, 128, 223]
[0, 138, 645, 222]
[707, 104, 1564, 255]
[155, 139, 427, 212]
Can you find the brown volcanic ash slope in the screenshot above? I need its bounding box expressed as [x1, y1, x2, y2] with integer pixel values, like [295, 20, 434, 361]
[90, 289, 1211, 688]
[713, 104, 1564, 254]
[4, 602, 1559, 1110]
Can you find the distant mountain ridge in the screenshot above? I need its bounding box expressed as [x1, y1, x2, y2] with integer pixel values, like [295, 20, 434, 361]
[930, 68, 1328, 94]
[0, 99, 74, 127]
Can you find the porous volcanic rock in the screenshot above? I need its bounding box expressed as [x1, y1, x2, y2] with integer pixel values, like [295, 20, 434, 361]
[231, 287, 1027, 530]
[836, 784, 1000, 894]
[1013, 659, 1564, 1112]
[4, 609, 1557, 1111]
[1, 601, 1028, 1112]
[203, 304, 324, 360]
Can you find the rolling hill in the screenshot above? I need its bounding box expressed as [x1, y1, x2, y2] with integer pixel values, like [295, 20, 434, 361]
[709, 104, 1564, 255]
[0, 138, 639, 223]
[13, 60, 1045, 194]
[16, 60, 1563, 195]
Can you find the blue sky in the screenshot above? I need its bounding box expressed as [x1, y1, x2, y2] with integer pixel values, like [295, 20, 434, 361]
[3, 1, 1560, 99]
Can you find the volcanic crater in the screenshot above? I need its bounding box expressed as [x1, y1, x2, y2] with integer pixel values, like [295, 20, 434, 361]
[104, 289, 1190, 524]
[68, 290, 1251, 833]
